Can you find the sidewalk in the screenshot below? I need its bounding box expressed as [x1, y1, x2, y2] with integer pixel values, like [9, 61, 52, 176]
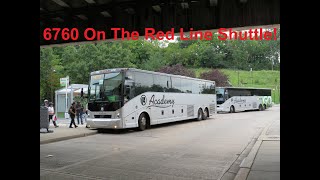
[40, 120, 97, 145]
[235, 115, 280, 180]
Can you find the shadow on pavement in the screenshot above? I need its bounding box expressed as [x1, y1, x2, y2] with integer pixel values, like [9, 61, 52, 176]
[96, 118, 212, 134]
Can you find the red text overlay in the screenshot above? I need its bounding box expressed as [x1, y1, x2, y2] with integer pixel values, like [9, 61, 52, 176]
[42, 27, 277, 41]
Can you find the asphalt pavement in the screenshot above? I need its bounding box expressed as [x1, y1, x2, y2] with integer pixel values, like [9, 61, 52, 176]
[40, 105, 280, 180]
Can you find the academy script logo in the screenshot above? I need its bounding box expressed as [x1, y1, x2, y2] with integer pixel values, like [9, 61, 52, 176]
[231, 97, 246, 104]
[149, 94, 175, 107]
[140, 95, 147, 106]
[233, 97, 246, 104]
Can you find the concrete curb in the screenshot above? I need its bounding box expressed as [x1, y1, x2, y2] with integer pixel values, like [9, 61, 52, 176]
[234, 168, 250, 180]
[234, 140, 262, 180]
[218, 127, 263, 180]
[239, 140, 262, 169]
[40, 131, 97, 145]
[233, 120, 275, 180]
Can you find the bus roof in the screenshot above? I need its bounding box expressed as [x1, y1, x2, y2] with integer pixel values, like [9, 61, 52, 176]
[216, 87, 272, 90]
[91, 68, 216, 84]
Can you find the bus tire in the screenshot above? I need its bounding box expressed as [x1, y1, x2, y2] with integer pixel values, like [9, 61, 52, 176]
[197, 108, 203, 121]
[137, 113, 147, 131]
[263, 104, 267, 110]
[259, 104, 263, 111]
[202, 108, 209, 120]
[230, 106, 235, 113]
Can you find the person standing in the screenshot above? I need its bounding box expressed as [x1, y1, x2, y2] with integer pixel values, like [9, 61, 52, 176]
[76, 101, 83, 125]
[69, 102, 78, 128]
[42, 99, 50, 132]
[48, 102, 59, 128]
[44, 99, 49, 107]
[83, 108, 90, 128]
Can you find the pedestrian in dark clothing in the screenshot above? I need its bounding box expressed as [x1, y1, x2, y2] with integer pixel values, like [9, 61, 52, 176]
[76, 101, 83, 125]
[69, 102, 78, 128]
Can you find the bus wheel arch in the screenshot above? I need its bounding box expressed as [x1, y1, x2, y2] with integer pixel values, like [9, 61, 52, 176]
[230, 105, 235, 113]
[202, 107, 209, 120]
[144, 112, 151, 128]
[137, 112, 150, 131]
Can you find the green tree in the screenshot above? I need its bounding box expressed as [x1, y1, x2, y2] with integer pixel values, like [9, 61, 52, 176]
[140, 51, 166, 71]
[121, 40, 157, 68]
[39, 32, 280, 100]
[40, 48, 60, 103]
[64, 44, 100, 84]
[97, 42, 136, 68]
[195, 41, 226, 68]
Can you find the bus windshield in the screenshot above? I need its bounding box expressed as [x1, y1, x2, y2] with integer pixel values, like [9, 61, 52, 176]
[216, 88, 225, 104]
[89, 72, 123, 102]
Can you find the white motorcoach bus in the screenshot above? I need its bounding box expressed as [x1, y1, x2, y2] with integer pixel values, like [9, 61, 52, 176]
[216, 87, 272, 113]
[86, 68, 216, 131]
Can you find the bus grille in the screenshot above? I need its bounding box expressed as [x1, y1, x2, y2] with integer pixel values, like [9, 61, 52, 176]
[209, 104, 215, 114]
[187, 105, 194, 117]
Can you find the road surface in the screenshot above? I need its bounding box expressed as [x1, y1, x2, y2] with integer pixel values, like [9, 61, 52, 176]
[40, 106, 279, 180]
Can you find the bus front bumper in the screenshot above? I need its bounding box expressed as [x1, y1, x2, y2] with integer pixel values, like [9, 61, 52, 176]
[216, 106, 223, 112]
[87, 118, 123, 129]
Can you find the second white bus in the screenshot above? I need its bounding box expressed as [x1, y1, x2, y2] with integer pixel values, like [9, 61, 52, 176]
[216, 87, 272, 113]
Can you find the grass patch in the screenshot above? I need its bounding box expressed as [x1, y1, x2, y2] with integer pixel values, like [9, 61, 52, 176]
[191, 68, 280, 104]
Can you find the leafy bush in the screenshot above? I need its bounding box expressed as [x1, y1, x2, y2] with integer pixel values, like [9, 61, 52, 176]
[200, 69, 230, 87]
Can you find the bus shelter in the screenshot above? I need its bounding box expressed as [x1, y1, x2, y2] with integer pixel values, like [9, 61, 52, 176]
[55, 84, 88, 118]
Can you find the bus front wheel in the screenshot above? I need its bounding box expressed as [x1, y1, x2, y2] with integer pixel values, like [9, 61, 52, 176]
[137, 113, 147, 131]
[259, 104, 263, 111]
[230, 106, 235, 113]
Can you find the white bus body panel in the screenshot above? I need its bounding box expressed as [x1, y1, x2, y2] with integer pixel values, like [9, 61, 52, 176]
[87, 92, 216, 129]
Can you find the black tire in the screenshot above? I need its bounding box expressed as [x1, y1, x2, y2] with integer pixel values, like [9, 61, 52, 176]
[197, 108, 203, 120]
[230, 106, 235, 113]
[263, 104, 267, 110]
[202, 108, 209, 120]
[137, 113, 147, 131]
[259, 104, 263, 111]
